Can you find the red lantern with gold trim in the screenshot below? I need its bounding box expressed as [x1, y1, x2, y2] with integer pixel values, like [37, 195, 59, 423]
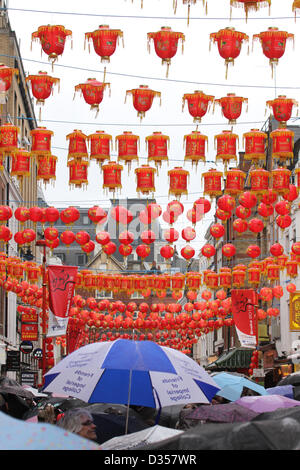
[75, 231, 91, 246]
[233, 218, 248, 234]
[125, 85, 161, 121]
[146, 132, 169, 168]
[235, 205, 251, 219]
[68, 159, 89, 189]
[272, 167, 291, 195]
[30, 127, 53, 159]
[257, 202, 273, 219]
[10, 148, 31, 186]
[266, 263, 280, 281]
[168, 167, 189, 199]
[215, 130, 239, 170]
[283, 184, 298, 202]
[135, 165, 156, 197]
[136, 244, 151, 260]
[275, 200, 290, 216]
[217, 194, 236, 213]
[219, 270, 232, 289]
[286, 260, 298, 278]
[243, 128, 267, 165]
[182, 227, 196, 242]
[88, 131, 112, 166]
[222, 243, 236, 258]
[0, 123, 19, 157]
[60, 231, 75, 248]
[253, 27, 294, 76]
[116, 131, 139, 169]
[206, 272, 219, 290]
[184, 130, 207, 167]
[141, 230, 156, 245]
[232, 269, 246, 288]
[261, 188, 278, 205]
[163, 228, 179, 244]
[248, 218, 264, 234]
[248, 267, 261, 286]
[276, 214, 292, 230]
[210, 223, 225, 239]
[182, 90, 214, 123]
[266, 95, 298, 128]
[31, 25, 72, 66]
[181, 245, 195, 261]
[270, 243, 284, 257]
[225, 168, 246, 196]
[214, 93, 248, 125]
[147, 27, 185, 77]
[75, 78, 110, 114]
[66, 130, 89, 162]
[85, 25, 123, 63]
[26, 71, 60, 120]
[88, 206, 107, 227]
[160, 244, 174, 260]
[37, 154, 57, 187]
[230, 1, 271, 21]
[249, 168, 270, 197]
[239, 190, 257, 208]
[0, 63, 19, 104]
[95, 231, 110, 246]
[119, 244, 133, 258]
[119, 230, 134, 246]
[201, 244, 216, 258]
[210, 27, 249, 78]
[270, 129, 294, 163]
[60, 206, 80, 226]
[202, 168, 223, 199]
[102, 161, 123, 195]
[291, 242, 300, 256]
[0, 206, 12, 225]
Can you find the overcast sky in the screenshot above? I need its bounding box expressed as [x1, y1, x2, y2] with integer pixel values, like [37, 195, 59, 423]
[5, 0, 300, 249]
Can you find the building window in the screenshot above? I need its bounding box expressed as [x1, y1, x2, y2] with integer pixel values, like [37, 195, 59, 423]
[83, 216, 89, 225]
[55, 253, 65, 263]
[95, 290, 113, 299]
[77, 253, 87, 266]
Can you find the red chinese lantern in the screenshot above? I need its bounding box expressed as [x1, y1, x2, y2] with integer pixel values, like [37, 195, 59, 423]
[0, 225, 12, 244]
[85, 25, 124, 63]
[44, 227, 59, 241]
[29, 206, 43, 226]
[119, 244, 133, 258]
[230, 0, 271, 21]
[0, 123, 19, 156]
[74, 78, 110, 115]
[88, 206, 107, 227]
[215, 130, 239, 170]
[22, 228, 36, 244]
[160, 245, 174, 260]
[147, 27, 185, 77]
[214, 93, 248, 125]
[88, 131, 112, 166]
[10, 149, 31, 186]
[248, 267, 261, 286]
[0, 206, 12, 225]
[239, 191, 257, 208]
[125, 85, 161, 121]
[168, 167, 189, 199]
[135, 165, 156, 197]
[270, 129, 294, 163]
[182, 227, 196, 242]
[147, 202, 162, 221]
[216, 208, 231, 224]
[60, 230, 75, 247]
[60, 206, 80, 226]
[257, 202, 273, 218]
[146, 132, 169, 168]
[37, 154, 57, 187]
[202, 168, 223, 199]
[275, 200, 290, 216]
[272, 167, 291, 195]
[206, 272, 219, 290]
[14, 207, 30, 225]
[111, 206, 133, 225]
[261, 188, 278, 205]
[68, 160, 89, 189]
[276, 214, 292, 230]
[249, 168, 270, 197]
[115, 131, 139, 169]
[217, 194, 236, 213]
[270, 243, 284, 257]
[119, 230, 134, 245]
[219, 271, 232, 289]
[225, 169, 246, 196]
[181, 245, 195, 261]
[201, 244, 216, 258]
[210, 27, 249, 78]
[182, 91, 214, 123]
[102, 241, 117, 256]
[287, 283, 296, 294]
[243, 129, 267, 165]
[81, 240, 95, 255]
[66, 130, 89, 162]
[248, 218, 264, 234]
[222, 243, 236, 258]
[26, 71, 60, 120]
[233, 218, 248, 234]
[235, 205, 251, 219]
[163, 228, 179, 244]
[260, 286, 273, 303]
[0, 63, 19, 103]
[136, 244, 151, 259]
[286, 260, 298, 278]
[95, 231, 110, 246]
[75, 231, 91, 246]
[266, 96, 298, 128]
[184, 130, 208, 167]
[31, 25, 72, 66]
[210, 223, 225, 239]
[266, 264, 280, 281]
[291, 242, 300, 255]
[232, 269, 246, 288]
[283, 184, 298, 202]
[141, 230, 156, 245]
[253, 27, 294, 76]
[102, 161, 123, 195]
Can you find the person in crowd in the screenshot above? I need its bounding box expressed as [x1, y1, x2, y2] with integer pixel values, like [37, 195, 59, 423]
[150, 261, 158, 272]
[175, 403, 199, 430]
[56, 408, 97, 442]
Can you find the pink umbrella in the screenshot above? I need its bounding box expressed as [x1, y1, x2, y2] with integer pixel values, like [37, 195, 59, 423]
[236, 395, 300, 413]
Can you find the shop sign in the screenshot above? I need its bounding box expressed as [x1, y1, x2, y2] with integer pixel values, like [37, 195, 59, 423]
[21, 324, 38, 341]
[290, 292, 300, 331]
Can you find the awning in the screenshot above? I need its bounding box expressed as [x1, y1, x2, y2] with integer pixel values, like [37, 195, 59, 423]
[205, 348, 253, 370]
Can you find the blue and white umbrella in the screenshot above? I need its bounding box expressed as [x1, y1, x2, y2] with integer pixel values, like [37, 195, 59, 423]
[43, 339, 220, 409]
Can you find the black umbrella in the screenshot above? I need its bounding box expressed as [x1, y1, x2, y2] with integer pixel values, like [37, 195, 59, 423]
[22, 396, 88, 421]
[90, 411, 149, 445]
[185, 402, 259, 424]
[278, 372, 300, 387]
[0, 377, 34, 399]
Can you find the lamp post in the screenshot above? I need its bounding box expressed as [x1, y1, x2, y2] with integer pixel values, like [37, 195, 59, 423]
[36, 239, 47, 384]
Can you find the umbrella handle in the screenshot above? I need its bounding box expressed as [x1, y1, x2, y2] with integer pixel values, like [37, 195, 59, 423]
[125, 369, 133, 435]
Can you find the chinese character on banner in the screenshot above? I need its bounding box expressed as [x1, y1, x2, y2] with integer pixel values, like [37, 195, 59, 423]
[231, 289, 259, 349]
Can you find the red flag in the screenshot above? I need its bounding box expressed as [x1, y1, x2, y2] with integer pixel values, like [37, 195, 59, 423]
[231, 289, 258, 349]
[48, 265, 78, 318]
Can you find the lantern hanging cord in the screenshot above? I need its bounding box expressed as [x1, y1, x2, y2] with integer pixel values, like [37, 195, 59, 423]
[1, 53, 299, 91]
[1, 6, 298, 22]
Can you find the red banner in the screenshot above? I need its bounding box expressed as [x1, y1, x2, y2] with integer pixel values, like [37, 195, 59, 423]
[21, 324, 38, 341]
[48, 265, 78, 318]
[22, 311, 38, 323]
[231, 289, 258, 349]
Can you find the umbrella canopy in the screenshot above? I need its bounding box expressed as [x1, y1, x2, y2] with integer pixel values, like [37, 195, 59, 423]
[212, 372, 267, 402]
[101, 425, 183, 450]
[236, 395, 300, 413]
[185, 402, 259, 424]
[0, 411, 100, 450]
[0, 376, 34, 399]
[22, 385, 48, 398]
[22, 396, 88, 421]
[266, 385, 294, 399]
[43, 339, 220, 409]
[278, 372, 300, 387]
[90, 411, 149, 444]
